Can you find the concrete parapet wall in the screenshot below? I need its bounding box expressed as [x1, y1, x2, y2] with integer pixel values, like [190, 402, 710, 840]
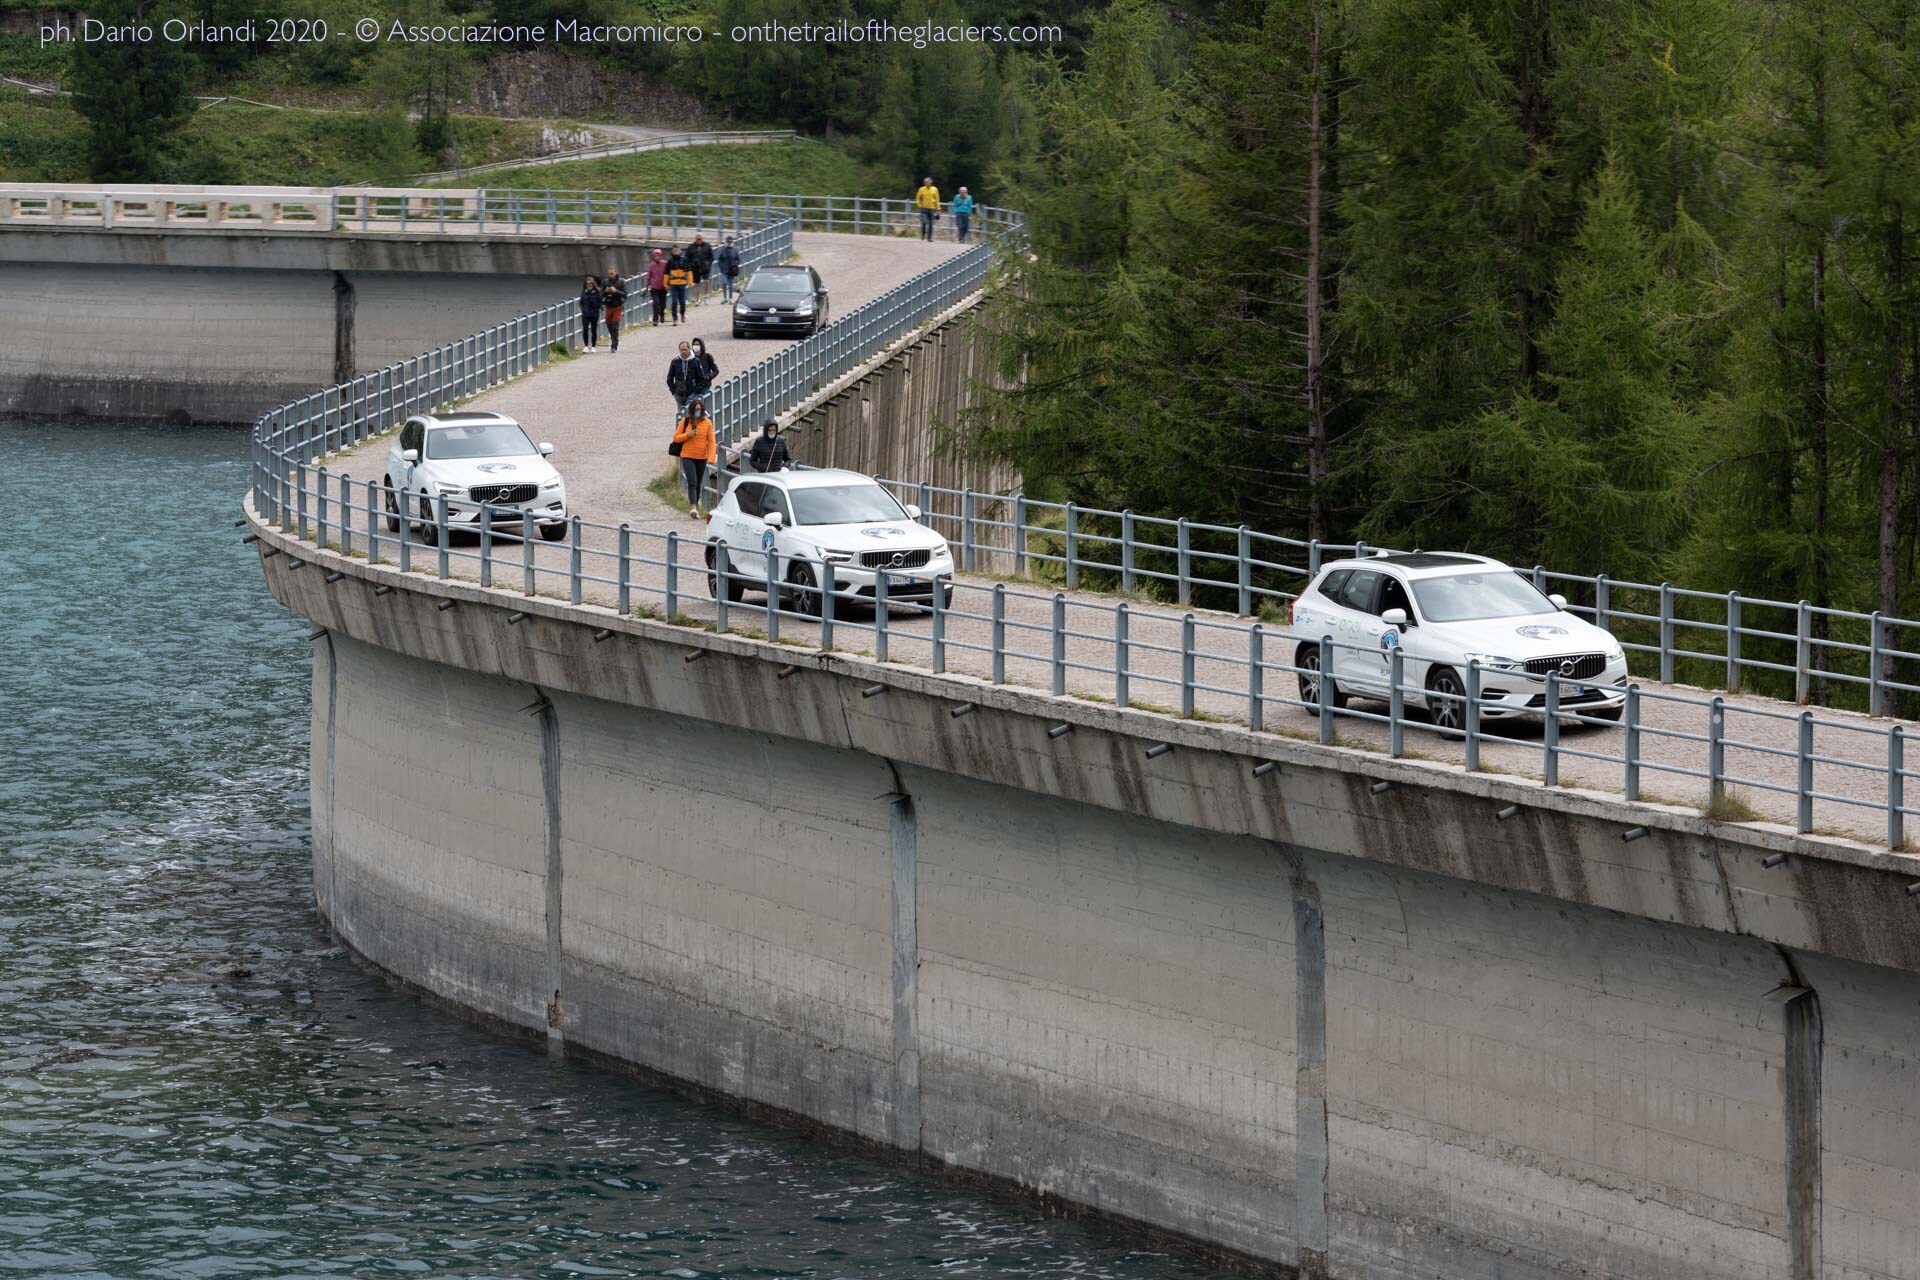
[264, 515, 1920, 1280]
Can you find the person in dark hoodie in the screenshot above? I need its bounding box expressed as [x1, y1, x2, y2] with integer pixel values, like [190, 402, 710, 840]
[688, 234, 715, 305]
[745, 418, 792, 472]
[578, 275, 602, 349]
[687, 336, 718, 404]
[601, 267, 626, 353]
[715, 235, 742, 302]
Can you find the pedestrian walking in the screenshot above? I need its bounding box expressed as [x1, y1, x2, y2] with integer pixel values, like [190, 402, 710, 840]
[578, 274, 602, 349]
[951, 187, 973, 242]
[666, 248, 692, 324]
[688, 337, 718, 403]
[914, 177, 941, 242]
[715, 235, 742, 302]
[671, 398, 717, 518]
[667, 340, 704, 423]
[689, 234, 714, 305]
[645, 249, 668, 326]
[744, 418, 792, 473]
[601, 268, 627, 353]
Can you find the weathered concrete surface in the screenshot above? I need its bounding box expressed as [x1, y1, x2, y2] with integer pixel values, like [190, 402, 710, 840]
[261, 515, 1920, 1280]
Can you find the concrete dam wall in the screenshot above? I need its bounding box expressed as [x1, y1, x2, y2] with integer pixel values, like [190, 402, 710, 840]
[269, 533, 1920, 1280]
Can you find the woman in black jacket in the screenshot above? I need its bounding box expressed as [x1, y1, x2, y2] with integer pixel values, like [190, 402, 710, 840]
[578, 275, 603, 350]
[745, 419, 792, 472]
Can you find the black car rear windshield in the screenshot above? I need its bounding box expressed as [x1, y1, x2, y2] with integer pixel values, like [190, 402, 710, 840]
[425, 423, 537, 460]
[1411, 572, 1557, 622]
[789, 483, 907, 526]
[747, 271, 811, 293]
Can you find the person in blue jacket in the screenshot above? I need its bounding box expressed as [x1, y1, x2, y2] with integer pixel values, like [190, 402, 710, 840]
[952, 187, 974, 242]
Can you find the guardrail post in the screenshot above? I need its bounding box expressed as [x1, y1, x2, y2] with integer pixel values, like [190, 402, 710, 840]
[664, 531, 678, 618]
[1596, 574, 1611, 634]
[1246, 624, 1265, 733]
[1237, 526, 1252, 615]
[1307, 539, 1321, 577]
[397, 491, 413, 574]
[1121, 511, 1136, 592]
[1115, 604, 1130, 708]
[1318, 635, 1334, 745]
[714, 543, 730, 632]
[930, 578, 946, 672]
[339, 473, 354, 557]
[1869, 611, 1885, 718]
[479, 506, 492, 587]
[961, 488, 976, 572]
[1726, 591, 1742, 692]
[435, 493, 449, 579]
[1180, 614, 1197, 717]
[1658, 583, 1675, 683]
[1532, 564, 1547, 592]
[991, 584, 1006, 684]
[820, 561, 836, 650]
[1176, 519, 1192, 607]
[314, 466, 329, 548]
[1795, 600, 1812, 703]
[876, 570, 894, 659]
[1465, 660, 1482, 772]
[1708, 696, 1726, 810]
[617, 524, 631, 615]
[522, 513, 535, 595]
[1890, 726, 1905, 850]
[1354, 539, 1368, 560]
[1388, 646, 1405, 758]
[1045, 593, 1065, 695]
[295, 462, 308, 540]
[365, 482, 380, 564]
[1013, 496, 1028, 576]
[1796, 711, 1814, 832]
[1543, 674, 1560, 786]
[1624, 684, 1641, 800]
[1064, 504, 1079, 591]
[568, 517, 583, 604]
[766, 551, 782, 643]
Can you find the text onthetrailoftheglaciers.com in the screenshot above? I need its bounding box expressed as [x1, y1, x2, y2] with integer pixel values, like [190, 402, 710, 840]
[36, 15, 1062, 48]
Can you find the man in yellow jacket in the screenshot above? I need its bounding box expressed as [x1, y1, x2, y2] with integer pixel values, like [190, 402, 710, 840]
[914, 177, 941, 242]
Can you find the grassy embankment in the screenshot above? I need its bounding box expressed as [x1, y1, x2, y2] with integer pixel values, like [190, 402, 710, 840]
[431, 139, 890, 198]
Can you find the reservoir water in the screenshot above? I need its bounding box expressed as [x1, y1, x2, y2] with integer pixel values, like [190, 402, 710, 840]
[0, 420, 1220, 1279]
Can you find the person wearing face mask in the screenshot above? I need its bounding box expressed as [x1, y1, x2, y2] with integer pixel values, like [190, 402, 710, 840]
[745, 418, 792, 473]
[578, 274, 602, 350]
[687, 337, 718, 404]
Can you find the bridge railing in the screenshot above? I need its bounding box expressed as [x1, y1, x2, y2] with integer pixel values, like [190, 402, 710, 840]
[259, 468, 1920, 850]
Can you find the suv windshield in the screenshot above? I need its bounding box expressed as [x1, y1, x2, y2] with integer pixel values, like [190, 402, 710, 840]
[747, 271, 811, 294]
[789, 483, 907, 526]
[426, 423, 536, 460]
[1412, 572, 1557, 623]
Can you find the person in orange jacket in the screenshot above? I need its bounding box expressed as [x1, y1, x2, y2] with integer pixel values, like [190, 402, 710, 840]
[672, 397, 718, 518]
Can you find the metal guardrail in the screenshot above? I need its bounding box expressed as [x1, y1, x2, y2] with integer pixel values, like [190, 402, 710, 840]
[232, 184, 1916, 848]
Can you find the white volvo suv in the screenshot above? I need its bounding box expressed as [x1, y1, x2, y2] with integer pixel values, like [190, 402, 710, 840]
[1287, 553, 1629, 728]
[383, 412, 569, 541]
[704, 468, 955, 612]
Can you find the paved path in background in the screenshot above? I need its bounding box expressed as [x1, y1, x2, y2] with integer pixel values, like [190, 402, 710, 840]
[311, 231, 1918, 849]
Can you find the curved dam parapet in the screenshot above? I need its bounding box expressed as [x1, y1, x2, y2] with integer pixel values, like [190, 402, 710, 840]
[266, 509, 1920, 1280]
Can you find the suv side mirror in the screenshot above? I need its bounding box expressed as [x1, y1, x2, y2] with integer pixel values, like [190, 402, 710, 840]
[401, 448, 419, 464]
[763, 511, 784, 528]
[1548, 592, 1568, 610]
[1382, 607, 1410, 631]
[904, 503, 923, 520]
[538, 442, 555, 456]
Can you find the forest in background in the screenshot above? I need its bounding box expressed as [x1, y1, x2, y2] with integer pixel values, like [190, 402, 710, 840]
[976, 0, 1920, 707]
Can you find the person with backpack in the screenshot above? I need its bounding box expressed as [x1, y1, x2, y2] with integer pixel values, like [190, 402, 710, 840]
[644, 249, 668, 326]
[578, 274, 602, 350]
[745, 418, 792, 473]
[688, 337, 718, 403]
[688, 234, 715, 305]
[715, 235, 742, 302]
[665, 247, 693, 324]
[671, 397, 717, 518]
[601, 268, 627, 353]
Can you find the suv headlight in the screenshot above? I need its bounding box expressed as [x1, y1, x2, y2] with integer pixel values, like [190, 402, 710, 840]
[821, 548, 855, 563]
[1466, 653, 1522, 671]
[541, 480, 562, 491]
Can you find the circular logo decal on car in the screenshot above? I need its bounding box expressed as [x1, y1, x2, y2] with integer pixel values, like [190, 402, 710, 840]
[1380, 629, 1400, 650]
[859, 526, 904, 538]
[1516, 624, 1568, 639]
[476, 462, 519, 473]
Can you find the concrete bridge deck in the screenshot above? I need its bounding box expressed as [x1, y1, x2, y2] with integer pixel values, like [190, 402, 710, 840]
[313, 292, 1920, 852]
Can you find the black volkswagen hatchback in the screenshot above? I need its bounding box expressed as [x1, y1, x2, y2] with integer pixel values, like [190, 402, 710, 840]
[732, 265, 830, 338]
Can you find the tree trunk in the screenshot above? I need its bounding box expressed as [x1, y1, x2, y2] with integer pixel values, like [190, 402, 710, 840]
[1883, 202, 1910, 714]
[1514, 0, 1553, 390]
[1303, 1, 1332, 543]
